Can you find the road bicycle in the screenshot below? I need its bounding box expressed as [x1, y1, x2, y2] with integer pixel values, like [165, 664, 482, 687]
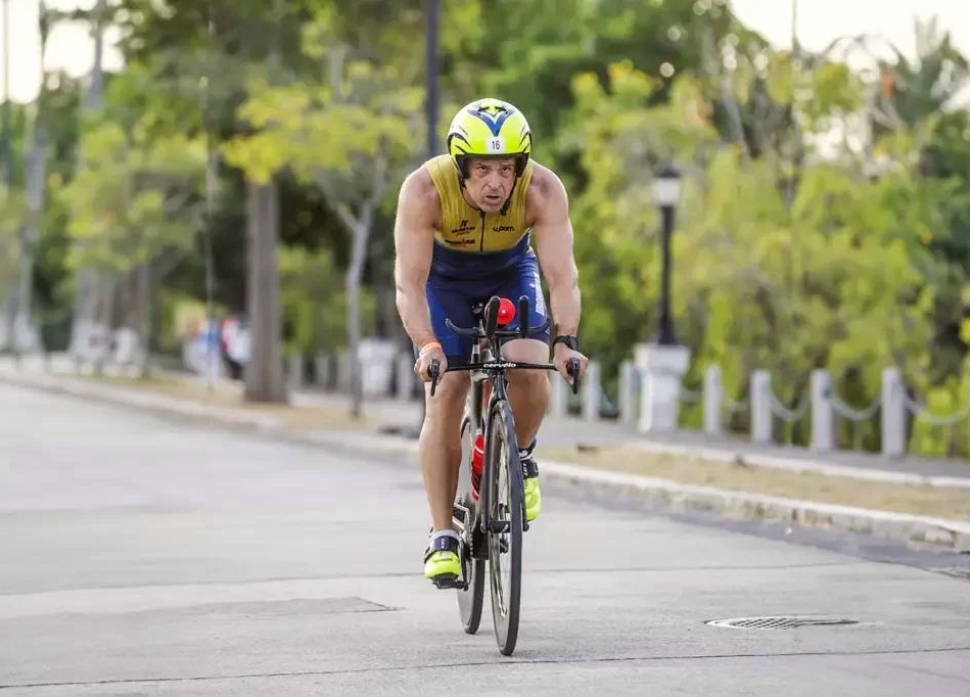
[428, 294, 580, 656]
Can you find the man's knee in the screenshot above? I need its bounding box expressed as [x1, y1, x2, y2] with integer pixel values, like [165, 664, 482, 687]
[503, 339, 551, 395]
[423, 372, 469, 426]
[509, 368, 550, 395]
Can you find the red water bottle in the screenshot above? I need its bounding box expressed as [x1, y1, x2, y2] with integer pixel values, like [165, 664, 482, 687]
[471, 429, 484, 500]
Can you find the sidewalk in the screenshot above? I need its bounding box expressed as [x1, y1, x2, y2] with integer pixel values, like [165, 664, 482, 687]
[319, 391, 970, 485]
[12, 353, 970, 484]
[2, 355, 968, 551]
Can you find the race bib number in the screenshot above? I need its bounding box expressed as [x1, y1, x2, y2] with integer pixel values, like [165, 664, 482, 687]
[485, 137, 505, 153]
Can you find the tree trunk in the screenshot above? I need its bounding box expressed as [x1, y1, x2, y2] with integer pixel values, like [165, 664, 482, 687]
[345, 210, 372, 419]
[346, 265, 363, 418]
[92, 273, 115, 377]
[244, 178, 288, 404]
[136, 261, 151, 379]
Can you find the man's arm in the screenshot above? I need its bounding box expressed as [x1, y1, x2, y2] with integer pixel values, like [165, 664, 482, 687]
[531, 170, 581, 338]
[393, 170, 438, 348]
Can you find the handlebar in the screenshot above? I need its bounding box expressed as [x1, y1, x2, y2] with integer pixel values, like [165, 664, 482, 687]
[426, 292, 584, 398]
[428, 356, 581, 397]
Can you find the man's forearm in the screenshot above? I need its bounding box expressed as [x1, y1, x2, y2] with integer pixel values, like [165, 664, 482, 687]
[396, 285, 437, 347]
[549, 278, 581, 337]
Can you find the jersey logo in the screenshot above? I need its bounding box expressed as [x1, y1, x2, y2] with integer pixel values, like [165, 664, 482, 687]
[492, 224, 515, 232]
[451, 219, 476, 234]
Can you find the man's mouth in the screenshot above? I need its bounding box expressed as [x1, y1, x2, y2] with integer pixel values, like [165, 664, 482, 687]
[484, 194, 503, 204]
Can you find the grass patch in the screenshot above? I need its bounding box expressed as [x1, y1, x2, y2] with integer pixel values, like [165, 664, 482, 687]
[77, 373, 374, 432]
[543, 445, 970, 522]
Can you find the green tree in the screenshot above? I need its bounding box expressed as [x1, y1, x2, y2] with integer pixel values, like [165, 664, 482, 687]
[224, 50, 423, 416]
[61, 120, 205, 374]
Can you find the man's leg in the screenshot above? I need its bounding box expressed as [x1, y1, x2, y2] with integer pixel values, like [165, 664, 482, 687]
[419, 278, 472, 583]
[502, 338, 552, 450]
[494, 253, 552, 522]
[418, 371, 469, 534]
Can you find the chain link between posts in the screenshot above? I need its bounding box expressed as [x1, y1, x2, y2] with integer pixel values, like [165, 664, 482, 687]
[822, 388, 882, 450]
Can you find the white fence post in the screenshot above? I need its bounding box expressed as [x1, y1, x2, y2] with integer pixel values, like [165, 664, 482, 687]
[750, 370, 772, 444]
[703, 364, 722, 436]
[582, 360, 601, 421]
[548, 372, 568, 417]
[880, 367, 906, 457]
[618, 360, 636, 426]
[810, 369, 834, 453]
[396, 353, 415, 401]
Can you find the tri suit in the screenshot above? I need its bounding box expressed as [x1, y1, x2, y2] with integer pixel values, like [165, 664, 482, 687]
[422, 154, 551, 365]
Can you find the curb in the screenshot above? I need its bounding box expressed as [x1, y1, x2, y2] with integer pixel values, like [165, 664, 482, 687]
[628, 441, 970, 490]
[539, 461, 970, 552]
[4, 372, 969, 553]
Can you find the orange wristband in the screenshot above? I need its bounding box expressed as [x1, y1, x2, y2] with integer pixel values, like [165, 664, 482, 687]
[418, 341, 441, 357]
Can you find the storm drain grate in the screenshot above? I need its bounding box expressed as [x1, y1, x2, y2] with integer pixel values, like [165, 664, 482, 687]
[706, 616, 860, 630]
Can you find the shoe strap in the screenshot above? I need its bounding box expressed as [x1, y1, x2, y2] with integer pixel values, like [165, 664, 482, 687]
[521, 455, 539, 478]
[424, 534, 459, 561]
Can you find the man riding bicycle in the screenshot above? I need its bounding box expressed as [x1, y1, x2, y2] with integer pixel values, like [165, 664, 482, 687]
[393, 97, 589, 586]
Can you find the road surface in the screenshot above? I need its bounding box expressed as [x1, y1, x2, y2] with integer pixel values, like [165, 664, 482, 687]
[1, 385, 969, 696]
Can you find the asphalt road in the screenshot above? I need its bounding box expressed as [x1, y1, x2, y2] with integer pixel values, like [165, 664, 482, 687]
[2, 385, 969, 696]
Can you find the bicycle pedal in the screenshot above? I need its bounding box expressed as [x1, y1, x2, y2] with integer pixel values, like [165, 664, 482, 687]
[431, 574, 461, 590]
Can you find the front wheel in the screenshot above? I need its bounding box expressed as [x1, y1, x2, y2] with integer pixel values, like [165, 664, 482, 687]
[485, 399, 523, 656]
[455, 417, 484, 634]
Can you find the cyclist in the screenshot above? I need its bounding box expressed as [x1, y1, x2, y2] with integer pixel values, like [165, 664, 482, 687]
[392, 97, 589, 586]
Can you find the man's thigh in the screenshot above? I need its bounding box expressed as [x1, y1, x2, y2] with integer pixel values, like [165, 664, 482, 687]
[487, 253, 551, 347]
[422, 276, 477, 366]
[501, 337, 549, 364]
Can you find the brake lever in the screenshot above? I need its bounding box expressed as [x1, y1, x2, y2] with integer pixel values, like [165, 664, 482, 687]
[567, 357, 581, 395]
[518, 295, 530, 338]
[429, 359, 441, 396]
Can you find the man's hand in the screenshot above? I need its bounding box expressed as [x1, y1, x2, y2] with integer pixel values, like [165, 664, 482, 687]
[414, 341, 448, 383]
[553, 341, 588, 385]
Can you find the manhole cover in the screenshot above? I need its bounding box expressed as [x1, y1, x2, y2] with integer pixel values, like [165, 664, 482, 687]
[706, 616, 859, 630]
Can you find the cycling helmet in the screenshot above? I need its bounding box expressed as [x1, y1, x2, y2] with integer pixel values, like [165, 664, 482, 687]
[446, 98, 532, 179]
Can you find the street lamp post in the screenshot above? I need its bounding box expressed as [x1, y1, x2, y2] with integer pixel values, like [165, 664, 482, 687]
[410, 0, 439, 434]
[651, 161, 682, 346]
[634, 160, 689, 434]
[425, 0, 438, 160]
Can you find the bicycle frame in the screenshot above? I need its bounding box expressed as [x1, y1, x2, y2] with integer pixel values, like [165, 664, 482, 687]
[429, 295, 579, 539]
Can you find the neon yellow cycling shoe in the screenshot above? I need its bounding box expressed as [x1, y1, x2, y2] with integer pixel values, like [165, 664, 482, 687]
[521, 444, 541, 523]
[423, 534, 461, 588]
[524, 474, 541, 522]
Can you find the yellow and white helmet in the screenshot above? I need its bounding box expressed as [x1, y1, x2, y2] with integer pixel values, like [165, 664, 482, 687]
[446, 98, 532, 179]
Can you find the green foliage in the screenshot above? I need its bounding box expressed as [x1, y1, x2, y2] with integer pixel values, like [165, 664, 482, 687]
[60, 119, 205, 274]
[14, 1, 970, 458]
[0, 186, 25, 289]
[278, 246, 375, 354]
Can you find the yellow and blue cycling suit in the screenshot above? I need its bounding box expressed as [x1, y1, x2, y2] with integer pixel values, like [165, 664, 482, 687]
[423, 154, 550, 365]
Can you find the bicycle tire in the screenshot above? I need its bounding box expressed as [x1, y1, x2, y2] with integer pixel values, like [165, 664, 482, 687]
[485, 398, 523, 656]
[455, 417, 485, 634]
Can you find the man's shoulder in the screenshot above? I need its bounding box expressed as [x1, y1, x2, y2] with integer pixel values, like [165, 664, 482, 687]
[526, 160, 569, 207]
[396, 160, 445, 231]
[399, 161, 441, 208]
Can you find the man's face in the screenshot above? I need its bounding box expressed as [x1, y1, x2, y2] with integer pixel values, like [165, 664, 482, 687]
[464, 157, 517, 213]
